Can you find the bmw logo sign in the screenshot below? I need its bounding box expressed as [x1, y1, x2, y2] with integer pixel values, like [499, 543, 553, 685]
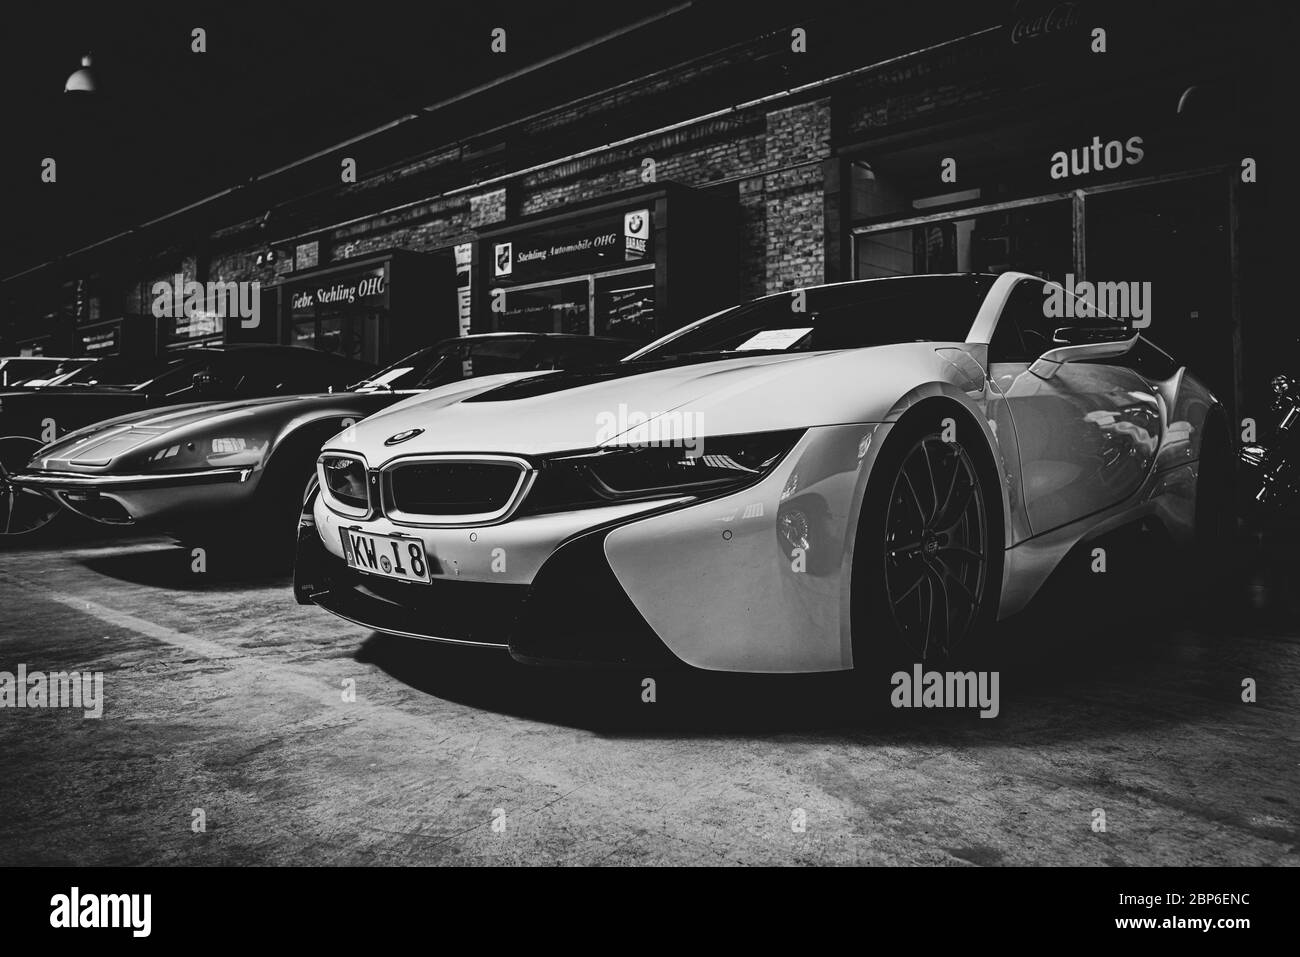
[384, 428, 424, 446]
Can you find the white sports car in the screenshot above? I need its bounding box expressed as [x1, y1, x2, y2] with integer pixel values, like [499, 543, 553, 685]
[293, 272, 1229, 674]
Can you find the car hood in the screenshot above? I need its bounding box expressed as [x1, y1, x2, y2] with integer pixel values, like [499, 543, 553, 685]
[334, 343, 969, 461]
[27, 391, 404, 473]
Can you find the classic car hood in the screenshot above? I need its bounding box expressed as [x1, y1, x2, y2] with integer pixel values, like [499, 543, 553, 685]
[29, 391, 403, 473]
[338, 344, 967, 460]
[48, 393, 345, 444]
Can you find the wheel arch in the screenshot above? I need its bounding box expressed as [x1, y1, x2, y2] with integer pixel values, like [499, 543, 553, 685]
[838, 388, 1011, 661]
[881, 386, 1013, 547]
[257, 414, 359, 502]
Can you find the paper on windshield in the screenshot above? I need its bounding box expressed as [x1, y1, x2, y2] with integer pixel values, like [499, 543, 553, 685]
[734, 328, 812, 351]
[360, 367, 413, 388]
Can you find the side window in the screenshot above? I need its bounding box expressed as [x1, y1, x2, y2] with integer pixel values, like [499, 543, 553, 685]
[537, 340, 610, 370]
[990, 277, 1134, 365]
[279, 351, 363, 393]
[989, 279, 1056, 363]
[226, 352, 285, 394]
[465, 339, 535, 376]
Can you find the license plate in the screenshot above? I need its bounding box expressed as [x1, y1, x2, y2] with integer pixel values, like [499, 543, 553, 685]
[339, 528, 432, 584]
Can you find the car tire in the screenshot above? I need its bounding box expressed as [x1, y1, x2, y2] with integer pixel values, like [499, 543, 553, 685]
[850, 409, 1005, 686]
[0, 435, 64, 542]
[173, 441, 323, 575]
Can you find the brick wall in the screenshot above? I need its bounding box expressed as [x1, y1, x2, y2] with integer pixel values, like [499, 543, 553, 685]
[468, 188, 507, 229]
[762, 99, 831, 293]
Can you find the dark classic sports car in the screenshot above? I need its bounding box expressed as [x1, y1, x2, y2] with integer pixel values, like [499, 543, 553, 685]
[0, 344, 375, 537]
[0, 356, 95, 389]
[7, 333, 631, 557]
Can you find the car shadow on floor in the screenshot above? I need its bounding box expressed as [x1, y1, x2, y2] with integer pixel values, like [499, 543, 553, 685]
[75, 540, 293, 592]
[357, 523, 1296, 742]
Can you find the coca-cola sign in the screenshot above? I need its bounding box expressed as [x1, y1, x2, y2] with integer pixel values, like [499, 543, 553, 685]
[1010, 0, 1082, 44]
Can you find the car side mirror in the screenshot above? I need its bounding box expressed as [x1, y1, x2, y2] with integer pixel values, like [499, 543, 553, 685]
[192, 371, 218, 395]
[1051, 325, 1131, 346]
[1031, 330, 1139, 380]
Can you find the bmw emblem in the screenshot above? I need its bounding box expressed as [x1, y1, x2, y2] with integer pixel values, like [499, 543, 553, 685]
[380, 556, 393, 573]
[384, 428, 424, 446]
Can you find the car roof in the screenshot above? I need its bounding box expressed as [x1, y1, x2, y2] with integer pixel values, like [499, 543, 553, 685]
[772, 272, 1004, 301]
[432, 332, 625, 346]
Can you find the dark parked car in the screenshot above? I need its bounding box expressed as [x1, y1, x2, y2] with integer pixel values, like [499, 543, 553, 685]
[0, 344, 375, 537]
[0, 356, 95, 388]
[7, 333, 631, 556]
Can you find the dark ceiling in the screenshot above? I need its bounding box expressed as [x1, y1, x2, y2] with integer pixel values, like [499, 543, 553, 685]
[0, 0, 1018, 282]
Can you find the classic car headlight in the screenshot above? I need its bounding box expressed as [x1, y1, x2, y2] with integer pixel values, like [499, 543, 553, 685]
[318, 454, 369, 512]
[141, 436, 268, 470]
[525, 430, 804, 512]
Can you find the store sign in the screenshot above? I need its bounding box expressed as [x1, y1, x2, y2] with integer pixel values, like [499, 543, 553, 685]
[493, 242, 513, 278]
[289, 266, 387, 316]
[598, 285, 655, 340]
[492, 209, 653, 284]
[169, 310, 225, 341]
[624, 209, 650, 258]
[80, 326, 119, 355]
[455, 242, 473, 337]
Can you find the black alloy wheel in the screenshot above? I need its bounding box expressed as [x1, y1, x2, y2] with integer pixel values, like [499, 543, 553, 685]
[881, 434, 989, 661]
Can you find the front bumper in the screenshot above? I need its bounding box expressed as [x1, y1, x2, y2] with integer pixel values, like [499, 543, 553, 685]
[296, 423, 891, 672]
[8, 467, 257, 525]
[293, 516, 683, 667]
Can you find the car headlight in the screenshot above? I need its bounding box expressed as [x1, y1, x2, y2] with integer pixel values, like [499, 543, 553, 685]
[139, 436, 267, 470]
[318, 454, 370, 513]
[524, 430, 804, 513]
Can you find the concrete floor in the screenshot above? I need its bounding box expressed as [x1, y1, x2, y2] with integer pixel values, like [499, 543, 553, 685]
[0, 523, 1296, 866]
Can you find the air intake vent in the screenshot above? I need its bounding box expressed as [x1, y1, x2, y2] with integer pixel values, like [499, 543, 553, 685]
[382, 456, 531, 525]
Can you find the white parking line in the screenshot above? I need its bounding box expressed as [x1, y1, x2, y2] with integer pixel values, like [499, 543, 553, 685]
[0, 566, 358, 710]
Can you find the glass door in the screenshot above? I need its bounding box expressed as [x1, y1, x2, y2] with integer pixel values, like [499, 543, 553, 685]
[1085, 176, 1232, 403]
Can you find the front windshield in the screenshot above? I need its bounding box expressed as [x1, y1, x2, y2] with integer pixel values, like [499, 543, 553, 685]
[46, 355, 193, 389]
[351, 338, 540, 391]
[0, 358, 72, 387]
[632, 275, 997, 362]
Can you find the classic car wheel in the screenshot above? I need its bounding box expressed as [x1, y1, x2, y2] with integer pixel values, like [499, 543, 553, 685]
[0, 436, 62, 538]
[852, 412, 1002, 673]
[174, 438, 326, 574]
[239, 459, 321, 569]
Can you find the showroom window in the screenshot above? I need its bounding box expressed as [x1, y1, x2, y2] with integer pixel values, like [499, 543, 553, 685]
[856, 201, 1073, 281]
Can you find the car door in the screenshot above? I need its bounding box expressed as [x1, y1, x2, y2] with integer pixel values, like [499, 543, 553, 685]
[988, 277, 1162, 535]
